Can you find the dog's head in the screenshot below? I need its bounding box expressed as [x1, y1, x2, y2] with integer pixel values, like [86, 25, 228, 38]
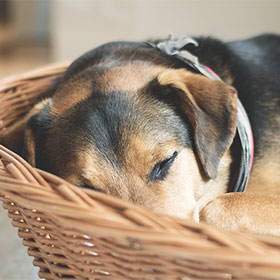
[6, 42, 238, 220]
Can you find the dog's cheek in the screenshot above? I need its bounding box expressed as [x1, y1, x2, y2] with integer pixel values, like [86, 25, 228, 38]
[152, 148, 200, 221]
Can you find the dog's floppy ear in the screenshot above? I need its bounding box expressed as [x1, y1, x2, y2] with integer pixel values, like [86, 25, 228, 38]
[24, 120, 36, 166]
[156, 69, 237, 179]
[0, 98, 49, 159]
[0, 77, 59, 159]
[0, 98, 52, 166]
[24, 98, 53, 166]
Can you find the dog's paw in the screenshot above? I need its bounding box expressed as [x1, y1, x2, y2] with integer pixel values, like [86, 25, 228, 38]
[199, 192, 280, 236]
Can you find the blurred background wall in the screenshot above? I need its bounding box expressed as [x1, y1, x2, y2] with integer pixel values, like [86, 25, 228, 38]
[0, 0, 280, 79]
[50, 0, 280, 61]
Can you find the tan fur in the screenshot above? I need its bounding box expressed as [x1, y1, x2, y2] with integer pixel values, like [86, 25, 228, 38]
[200, 130, 280, 235]
[247, 111, 280, 194]
[200, 193, 280, 236]
[52, 64, 166, 114]
[68, 147, 201, 220]
[99, 64, 167, 93]
[51, 77, 93, 115]
[50, 64, 167, 116]
[247, 153, 280, 194]
[195, 150, 232, 211]
[64, 132, 232, 221]
[25, 127, 36, 166]
[199, 95, 280, 235]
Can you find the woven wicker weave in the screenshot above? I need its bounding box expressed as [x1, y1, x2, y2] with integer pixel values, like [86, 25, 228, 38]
[1, 64, 280, 280]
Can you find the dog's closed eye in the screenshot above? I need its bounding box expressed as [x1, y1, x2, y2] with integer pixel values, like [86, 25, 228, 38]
[148, 151, 178, 182]
[80, 184, 104, 193]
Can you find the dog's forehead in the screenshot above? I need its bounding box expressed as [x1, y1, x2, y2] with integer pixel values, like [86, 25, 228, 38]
[66, 91, 186, 162]
[49, 84, 191, 180]
[70, 131, 182, 191]
[97, 63, 167, 92]
[51, 63, 167, 115]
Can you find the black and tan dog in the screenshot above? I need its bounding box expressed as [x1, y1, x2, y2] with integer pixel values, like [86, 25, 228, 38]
[1, 34, 280, 235]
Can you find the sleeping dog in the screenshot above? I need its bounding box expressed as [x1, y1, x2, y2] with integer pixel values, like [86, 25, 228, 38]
[1, 34, 280, 235]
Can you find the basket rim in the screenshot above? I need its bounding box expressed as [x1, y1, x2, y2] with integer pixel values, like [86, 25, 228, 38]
[0, 61, 70, 92]
[1, 145, 280, 265]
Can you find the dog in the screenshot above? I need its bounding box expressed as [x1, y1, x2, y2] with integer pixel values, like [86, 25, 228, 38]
[1, 34, 280, 235]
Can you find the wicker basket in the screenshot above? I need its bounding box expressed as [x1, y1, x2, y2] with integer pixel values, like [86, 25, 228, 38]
[1, 64, 280, 280]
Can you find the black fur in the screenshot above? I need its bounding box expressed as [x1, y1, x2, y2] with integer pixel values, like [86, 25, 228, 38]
[227, 34, 280, 159]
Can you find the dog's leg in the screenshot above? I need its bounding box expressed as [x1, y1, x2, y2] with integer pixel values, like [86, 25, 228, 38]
[199, 192, 280, 236]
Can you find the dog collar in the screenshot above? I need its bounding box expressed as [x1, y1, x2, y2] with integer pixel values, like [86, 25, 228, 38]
[146, 35, 254, 193]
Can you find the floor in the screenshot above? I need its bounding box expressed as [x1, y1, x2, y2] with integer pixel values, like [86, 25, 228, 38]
[0, 45, 50, 280]
[0, 207, 40, 279]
